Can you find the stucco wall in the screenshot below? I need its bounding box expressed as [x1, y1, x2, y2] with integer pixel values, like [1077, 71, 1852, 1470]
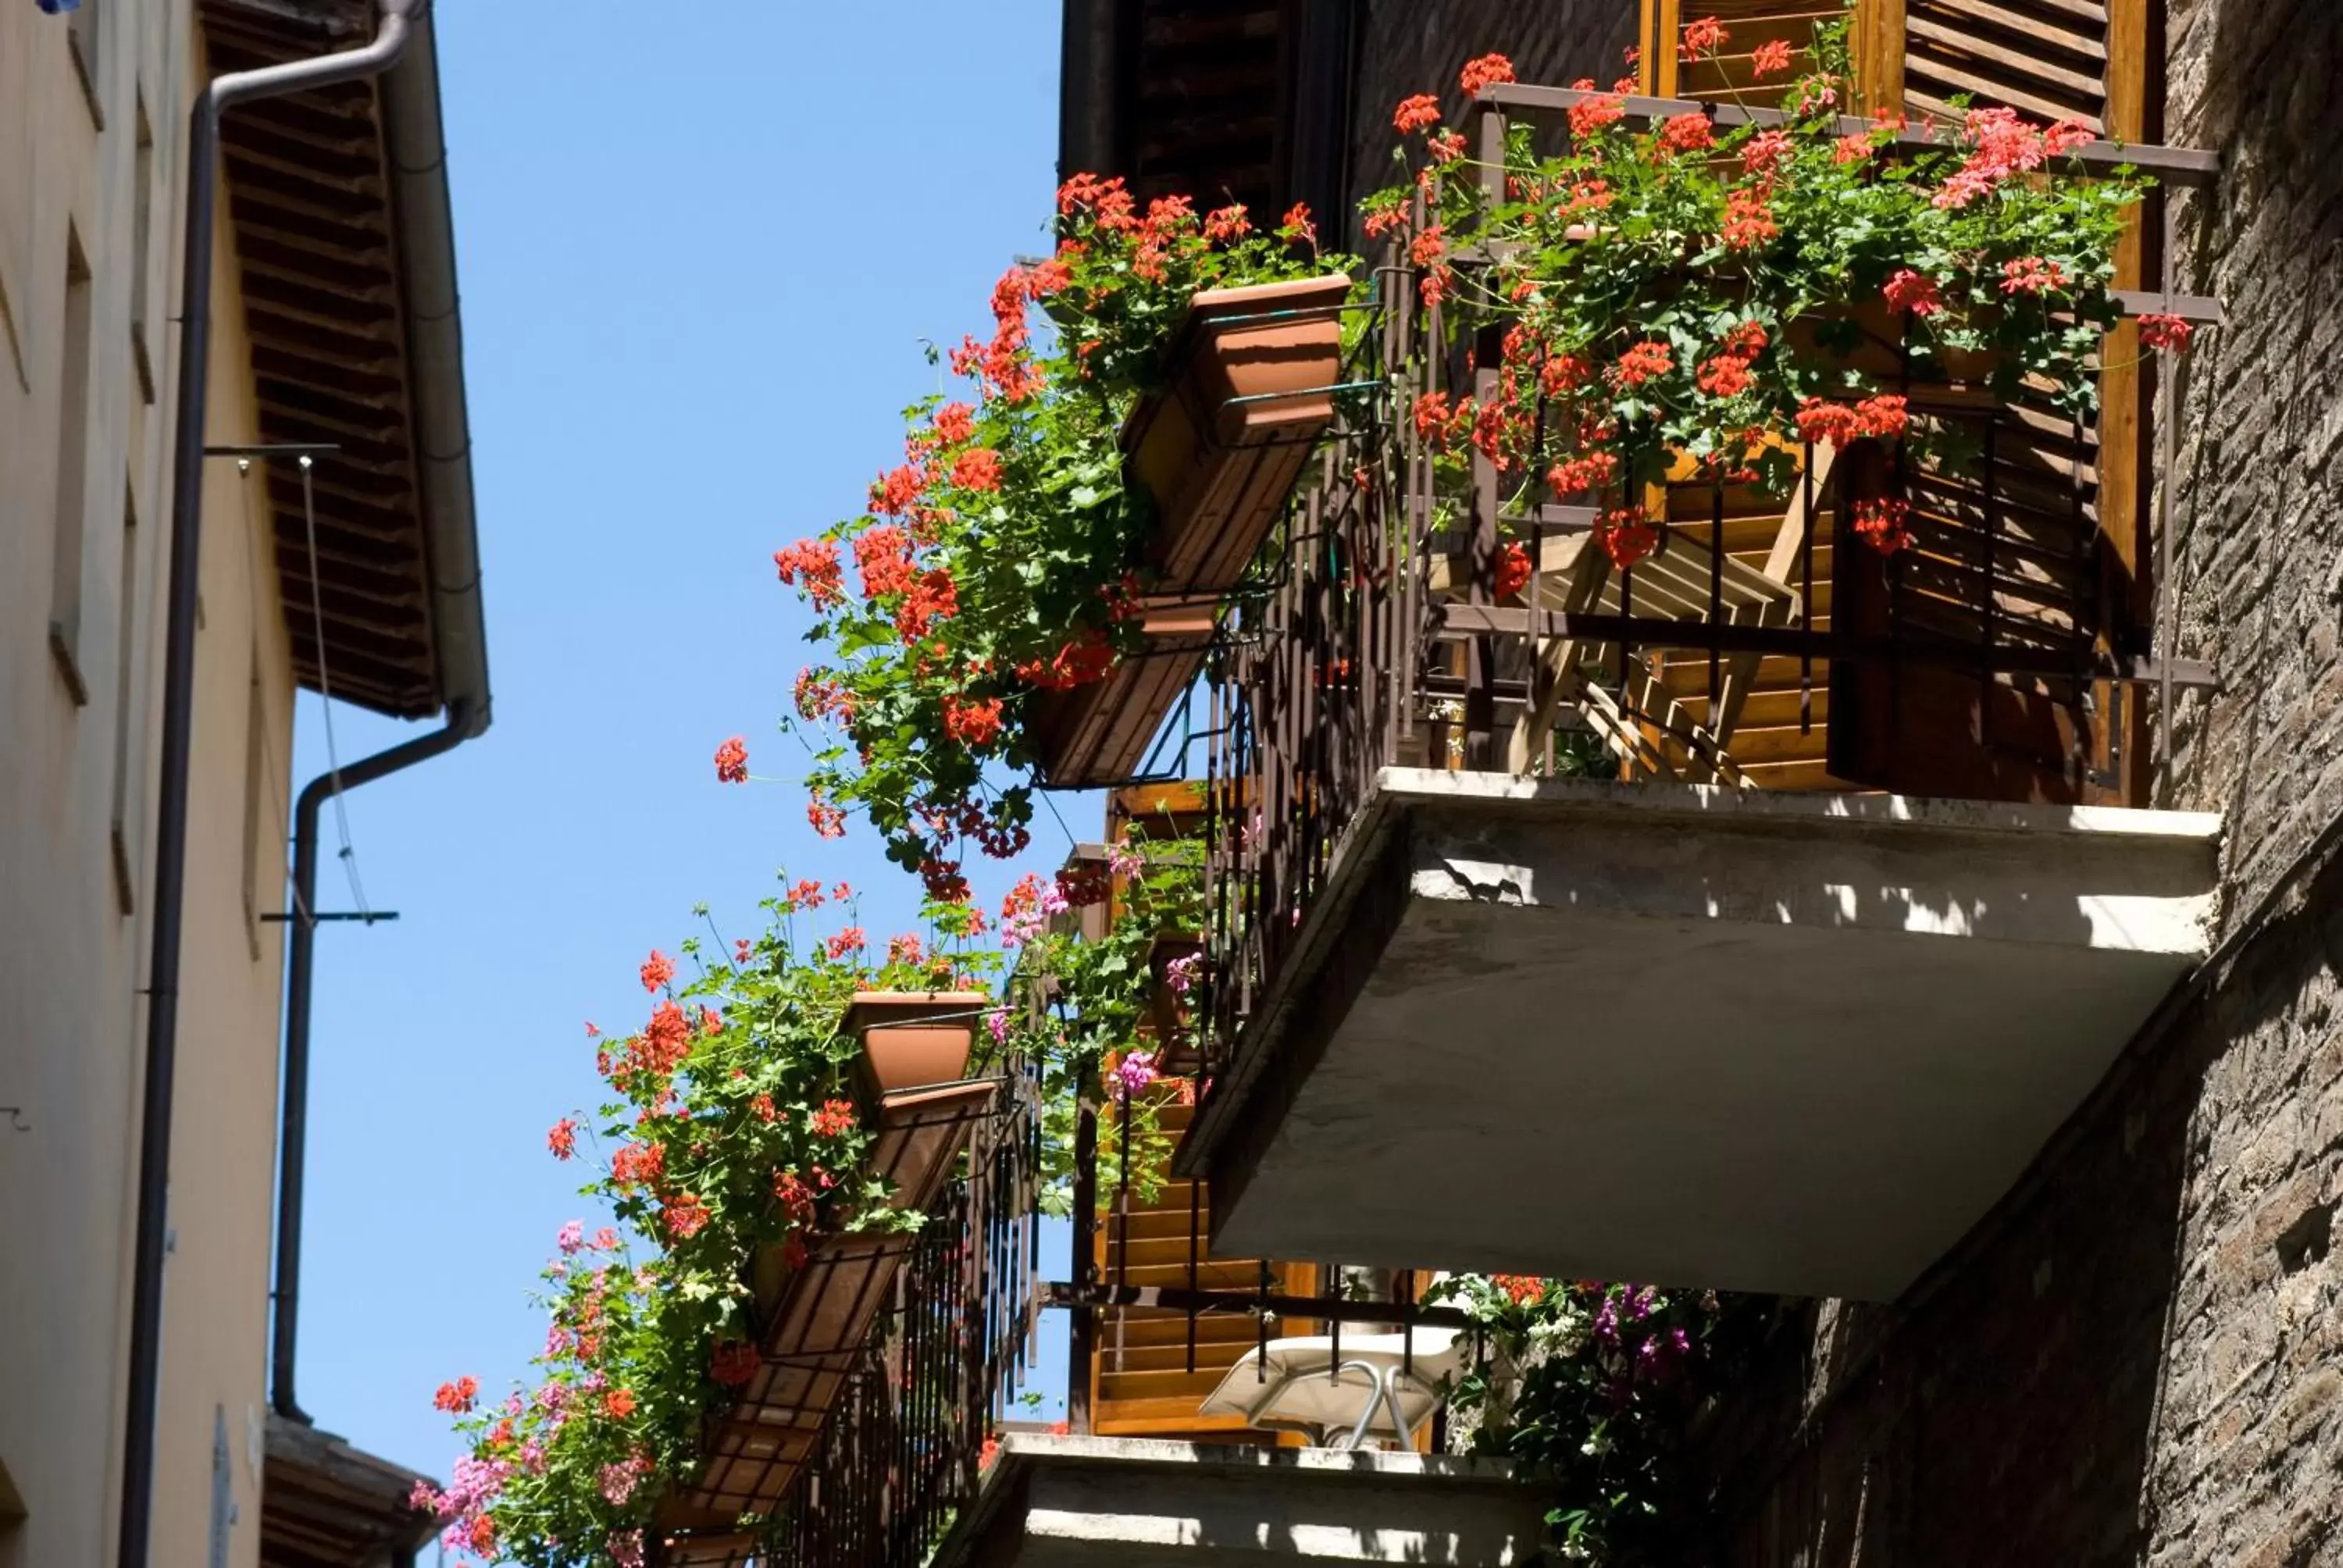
[0, 5, 296, 1566]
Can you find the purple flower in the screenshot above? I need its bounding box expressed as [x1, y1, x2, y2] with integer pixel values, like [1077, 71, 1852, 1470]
[557, 1219, 585, 1256]
[1114, 1051, 1158, 1096]
[610, 1530, 647, 1568]
[1164, 953, 1203, 995]
[986, 1008, 1011, 1046]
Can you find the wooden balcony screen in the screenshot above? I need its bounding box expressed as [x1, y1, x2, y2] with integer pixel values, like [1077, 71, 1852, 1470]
[1628, 0, 2156, 804]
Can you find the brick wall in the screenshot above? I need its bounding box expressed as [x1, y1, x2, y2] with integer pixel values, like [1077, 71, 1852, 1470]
[1672, 2, 2343, 1563]
[1339, 0, 1635, 248]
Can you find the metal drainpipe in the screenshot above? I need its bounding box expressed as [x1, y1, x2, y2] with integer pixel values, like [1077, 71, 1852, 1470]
[270, 700, 476, 1424]
[123, 5, 416, 1564]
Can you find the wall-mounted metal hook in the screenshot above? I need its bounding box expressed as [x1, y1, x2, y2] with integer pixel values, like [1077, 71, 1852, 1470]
[1, 1107, 29, 1131]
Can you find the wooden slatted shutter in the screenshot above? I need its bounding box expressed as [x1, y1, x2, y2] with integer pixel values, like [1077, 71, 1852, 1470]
[1828, 0, 2154, 804]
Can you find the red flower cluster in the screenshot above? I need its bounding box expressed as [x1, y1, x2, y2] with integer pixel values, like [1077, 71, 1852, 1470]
[824, 928, 865, 960]
[1721, 187, 1777, 250]
[1750, 38, 1795, 78]
[854, 524, 915, 600]
[1546, 447, 1617, 495]
[604, 1388, 637, 1420]
[664, 1192, 711, 1242]
[810, 1099, 858, 1138]
[1935, 106, 2089, 210]
[773, 539, 844, 611]
[1679, 15, 1728, 58]
[871, 462, 923, 516]
[933, 401, 975, 444]
[793, 666, 854, 725]
[1566, 80, 1627, 140]
[1881, 268, 1944, 316]
[547, 1118, 578, 1160]
[1495, 540, 1533, 600]
[807, 796, 847, 839]
[1999, 255, 2068, 295]
[640, 950, 675, 993]
[1793, 394, 1909, 446]
[1459, 52, 1516, 97]
[1596, 506, 1660, 571]
[714, 736, 748, 785]
[433, 1376, 480, 1414]
[893, 568, 960, 642]
[611, 1139, 665, 1191]
[1656, 112, 1714, 157]
[949, 447, 1003, 491]
[1851, 496, 1913, 554]
[941, 693, 1005, 748]
[1492, 1274, 1547, 1305]
[1393, 93, 1440, 134]
[1696, 319, 1767, 399]
[1741, 129, 1792, 180]
[1204, 203, 1251, 243]
[2138, 313, 2194, 353]
[1610, 339, 1674, 389]
[1015, 628, 1115, 690]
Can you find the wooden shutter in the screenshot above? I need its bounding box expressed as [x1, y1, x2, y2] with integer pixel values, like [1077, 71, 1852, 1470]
[1828, 0, 2154, 805]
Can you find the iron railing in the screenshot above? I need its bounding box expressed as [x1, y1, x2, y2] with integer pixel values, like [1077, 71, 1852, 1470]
[694, 1072, 1043, 1568]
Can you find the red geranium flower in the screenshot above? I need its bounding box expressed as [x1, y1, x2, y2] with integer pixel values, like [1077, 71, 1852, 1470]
[1393, 93, 1440, 134]
[714, 736, 748, 784]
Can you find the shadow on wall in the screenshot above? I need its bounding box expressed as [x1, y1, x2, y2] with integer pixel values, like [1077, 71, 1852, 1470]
[1674, 12, 2343, 1551]
[2166, 0, 2343, 896]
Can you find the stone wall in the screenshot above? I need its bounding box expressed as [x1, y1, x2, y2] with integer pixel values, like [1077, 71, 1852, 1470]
[1310, 0, 2343, 1556]
[1338, 0, 1635, 248]
[1672, 1, 2343, 1563]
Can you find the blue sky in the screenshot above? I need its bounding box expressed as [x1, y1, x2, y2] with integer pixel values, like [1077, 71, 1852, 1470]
[284, 0, 1078, 1479]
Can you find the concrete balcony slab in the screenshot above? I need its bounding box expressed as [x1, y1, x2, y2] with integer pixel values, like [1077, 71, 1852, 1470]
[1185, 770, 2223, 1302]
[929, 1435, 1546, 1568]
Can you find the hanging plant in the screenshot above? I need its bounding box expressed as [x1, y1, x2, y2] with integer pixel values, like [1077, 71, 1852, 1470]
[773, 187, 1360, 885]
[988, 832, 1207, 1215]
[1432, 1274, 1757, 1565]
[1369, 14, 2169, 561]
[417, 885, 997, 1567]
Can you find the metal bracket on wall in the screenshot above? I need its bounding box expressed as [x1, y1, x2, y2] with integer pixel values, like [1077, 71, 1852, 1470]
[0, 1107, 26, 1131]
[259, 911, 399, 924]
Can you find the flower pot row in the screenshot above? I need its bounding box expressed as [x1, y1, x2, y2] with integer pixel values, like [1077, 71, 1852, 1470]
[1033, 274, 1351, 789]
[658, 994, 995, 1559]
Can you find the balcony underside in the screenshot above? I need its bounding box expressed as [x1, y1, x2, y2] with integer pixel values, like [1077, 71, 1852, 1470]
[1187, 771, 2221, 1302]
[930, 1437, 1546, 1568]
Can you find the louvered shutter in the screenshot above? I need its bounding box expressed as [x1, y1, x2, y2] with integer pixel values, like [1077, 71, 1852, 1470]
[1827, 0, 2155, 804]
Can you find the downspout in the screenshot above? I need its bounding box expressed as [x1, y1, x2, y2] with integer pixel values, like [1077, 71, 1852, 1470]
[269, 708, 473, 1425]
[122, 4, 416, 1565]
[268, 0, 494, 1427]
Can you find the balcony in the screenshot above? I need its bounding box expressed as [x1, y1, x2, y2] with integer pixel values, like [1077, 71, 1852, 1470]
[1171, 83, 2225, 1303]
[929, 1437, 1546, 1568]
[1185, 770, 2216, 1300]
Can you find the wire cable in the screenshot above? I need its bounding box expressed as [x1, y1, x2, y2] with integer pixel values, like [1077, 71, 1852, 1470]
[298, 456, 372, 918]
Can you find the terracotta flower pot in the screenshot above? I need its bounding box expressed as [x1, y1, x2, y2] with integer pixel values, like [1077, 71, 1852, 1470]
[1124, 273, 1353, 596]
[843, 990, 986, 1096]
[1026, 605, 1217, 787]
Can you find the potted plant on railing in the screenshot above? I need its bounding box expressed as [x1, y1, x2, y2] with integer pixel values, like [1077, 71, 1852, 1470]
[418, 884, 1001, 1567]
[990, 833, 1207, 1216]
[1369, 20, 2188, 570]
[772, 183, 1362, 883]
